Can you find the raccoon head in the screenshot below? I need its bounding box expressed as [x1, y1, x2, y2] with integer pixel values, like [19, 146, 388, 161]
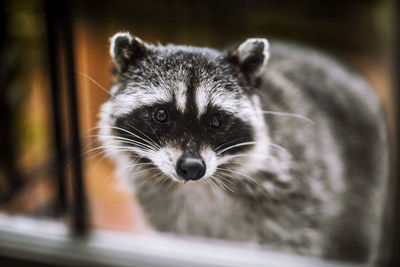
[98, 32, 271, 185]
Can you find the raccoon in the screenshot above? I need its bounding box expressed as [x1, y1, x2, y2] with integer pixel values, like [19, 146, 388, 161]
[97, 32, 388, 263]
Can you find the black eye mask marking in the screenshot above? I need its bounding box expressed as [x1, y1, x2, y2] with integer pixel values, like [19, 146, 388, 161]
[114, 102, 254, 157]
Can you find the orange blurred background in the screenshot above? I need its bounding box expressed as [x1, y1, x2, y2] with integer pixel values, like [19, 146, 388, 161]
[0, 0, 396, 237]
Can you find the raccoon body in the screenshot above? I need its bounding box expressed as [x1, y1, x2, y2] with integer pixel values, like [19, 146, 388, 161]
[98, 33, 388, 262]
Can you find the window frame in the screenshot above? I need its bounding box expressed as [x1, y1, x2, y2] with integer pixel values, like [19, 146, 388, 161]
[0, 214, 363, 267]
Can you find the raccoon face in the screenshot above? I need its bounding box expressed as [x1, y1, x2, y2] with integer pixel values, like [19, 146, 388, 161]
[98, 32, 271, 184]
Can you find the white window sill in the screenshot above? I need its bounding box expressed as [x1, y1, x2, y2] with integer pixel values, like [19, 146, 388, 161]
[0, 213, 362, 267]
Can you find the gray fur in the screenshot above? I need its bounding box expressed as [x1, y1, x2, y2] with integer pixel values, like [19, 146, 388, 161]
[98, 34, 389, 264]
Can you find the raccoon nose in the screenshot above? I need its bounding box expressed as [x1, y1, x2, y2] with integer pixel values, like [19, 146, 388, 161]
[176, 156, 206, 181]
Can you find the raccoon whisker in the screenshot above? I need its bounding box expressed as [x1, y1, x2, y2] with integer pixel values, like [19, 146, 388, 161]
[213, 173, 233, 184]
[81, 146, 133, 159]
[91, 134, 156, 148]
[81, 135, 102, 151]
[214, 137, 253, 152]
[94, 125, 161, 150]
[220, 153, 271, 159]
[268, 143, 291, 157]
[93, 130, 159, 150]
[154, 173, 170, 186]
[114, 140, 156, 152]
[75, 71, 112, 96]
[165, 177, 177, 191]
[110, 125, 161, 149]
[217, 178, 234, 192]
[202, 175, 217, 190]
[211, 175, 234, 192]
[116, 165, 159, 176]
[143, 121, 163, 146]
[100, 164, 158, 188]
[226, 161, 251, 167]
[162, 175, 171, 184]
[208, 176, 221, 189]
[90, 150, 152, 177]
[216, 141, 257, 155]
[84, 136, 157, 156]
[85, 148, 153, 163]
[216, 167, 259, 185]
[217, 153, 272, 165]
[81, 147, 107, 160]
[138, 171, 164, 190]
[85, 147, 129, 172]
[87, 152, 110, 173]
[88, 138, 154, 153]
[150, 173, 169, 187]
[84, 145, 155, 157]
[262, 110, 315, 125]
[95, 126, 161, 149]
[160, 175, 176, 194]
[220, 180, 234, 193]
[102, 145, 154, 158]
[119, 122, 161, 149]
[92, 135, 158, 151]
[201, 177, 213, 190]
[126, 121, 162, 148]
[205, 177, 219, 191]
[216, 141, 290, 159]
[84, 146, 155, 167]
[91, 144, 154, 155]
[210, 176, 230, 192]
[129, 162, 156, 168]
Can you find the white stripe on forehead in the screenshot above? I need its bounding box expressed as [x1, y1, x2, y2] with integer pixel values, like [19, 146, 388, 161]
[110, 84, 173, 117]
[196, 82, 241, 116]
[175, 80, 187, 112]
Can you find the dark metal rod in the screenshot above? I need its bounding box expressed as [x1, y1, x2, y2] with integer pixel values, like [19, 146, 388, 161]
[59, 0, 88, 236]
[44, 0, 67, 216]
[390, 0, 399, 265]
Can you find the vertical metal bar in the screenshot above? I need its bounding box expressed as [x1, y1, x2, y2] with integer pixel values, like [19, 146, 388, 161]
[59, 0, 88, 236]
[390, 0, 399, 265]
[0, 0, 25, 205]
[44, 0, 67, 215]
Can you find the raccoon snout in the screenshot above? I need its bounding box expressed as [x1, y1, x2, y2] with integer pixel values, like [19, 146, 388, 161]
[176, 156, 206, 181]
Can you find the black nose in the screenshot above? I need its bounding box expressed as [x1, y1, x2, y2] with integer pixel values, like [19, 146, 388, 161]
[176, 156, 206, 181]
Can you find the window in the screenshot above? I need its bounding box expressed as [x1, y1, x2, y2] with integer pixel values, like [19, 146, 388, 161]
[0, 0, 397, 266]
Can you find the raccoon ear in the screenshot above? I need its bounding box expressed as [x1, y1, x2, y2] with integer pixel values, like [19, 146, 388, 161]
[109, 32, 147, 72]
[228, 38, 270, 78]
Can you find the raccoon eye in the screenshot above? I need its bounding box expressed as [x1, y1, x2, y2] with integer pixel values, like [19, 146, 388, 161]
[210, 114, 221, 128]
[153, 108, 169, 123]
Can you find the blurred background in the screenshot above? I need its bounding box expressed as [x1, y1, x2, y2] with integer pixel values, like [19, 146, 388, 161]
[0, 0, 397, 262]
